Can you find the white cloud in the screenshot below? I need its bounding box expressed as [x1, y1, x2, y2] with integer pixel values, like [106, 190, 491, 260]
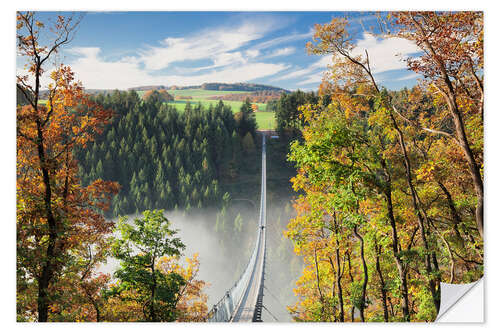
[271, 33, 420, 87]
[392, 72, 421, 81]
[245, 49, 260, 58]
[17, 28, 421, 91]
[159, 62, 290, 87]
[138, 21, 276, 71]
[20, 17, 296, 90]
[67, 48, 151, 89]
[62, 47, 289, 89]
[68, 47, 101, 59]
[273, 55, 331, 81]
[351, 32, 420, 74]
[253, 30, 312, 50]
[265, 47, 295, 58]
[212, 52, 247, 67]
[296, 72, 325, 86]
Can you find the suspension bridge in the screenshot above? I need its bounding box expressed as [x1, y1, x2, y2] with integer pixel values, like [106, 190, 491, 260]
[207, 134, 268, 322]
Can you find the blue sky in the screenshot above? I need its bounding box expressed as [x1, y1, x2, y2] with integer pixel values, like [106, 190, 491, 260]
[20, 11, 422, 91]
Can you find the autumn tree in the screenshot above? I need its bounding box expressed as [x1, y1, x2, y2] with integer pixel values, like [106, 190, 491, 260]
[285, 12, 482, 322]
[157, 253, 209, 322]
[389, 11, 484, 237]
[109, 210, 186, 322]
[142, 89, 174, 103]
[16, 12, 119, 322]
[242, 132, 256, 153]
[38, 242, 112, 322]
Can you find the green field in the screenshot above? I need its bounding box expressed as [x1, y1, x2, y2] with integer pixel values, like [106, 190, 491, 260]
[138, 89, 266, 111]
[166, 99, 266, 112]
[254, 112, 276, 130]
[166, 99, 275, 130]
[135, 88, 276, 130]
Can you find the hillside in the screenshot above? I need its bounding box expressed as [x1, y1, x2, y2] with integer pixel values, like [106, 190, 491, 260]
[37, 82, 289, 98]
[129, 82, 289, 93]
[199, 82, 288, 92]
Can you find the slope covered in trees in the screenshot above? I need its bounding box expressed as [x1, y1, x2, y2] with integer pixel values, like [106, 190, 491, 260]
[200, 82, 288, 92]
[75, 92, 258, 217]
[128, 82, 288, 93]
[206, 90, 284, 103]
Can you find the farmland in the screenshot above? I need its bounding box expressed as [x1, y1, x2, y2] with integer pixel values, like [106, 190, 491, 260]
[138, 88, 276, 130]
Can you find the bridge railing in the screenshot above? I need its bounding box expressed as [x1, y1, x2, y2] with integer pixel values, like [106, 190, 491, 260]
[206, 227, 262, 322]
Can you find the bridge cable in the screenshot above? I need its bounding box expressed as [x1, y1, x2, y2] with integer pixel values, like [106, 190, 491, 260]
[264, 285, 286, 309]
[262, 305, 280, 322]
[263, 285, 292, 318]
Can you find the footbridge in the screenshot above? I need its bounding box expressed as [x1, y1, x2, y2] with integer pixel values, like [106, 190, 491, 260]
[207, 134, 267, 322]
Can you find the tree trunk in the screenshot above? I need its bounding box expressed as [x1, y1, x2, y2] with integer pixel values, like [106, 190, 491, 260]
[380, 157, 410, 321]
[385, 192, 410, 320]
[36, 120, 58, 322]
[313, 246, 326, 320]
[374, 238, 389, 322]
[347, 252, 355, 322]
[450, 105, 484, 238]
[389, 111, 440, 313]
[439, 87, 483, 238]
[353, 226, 368, 322]
[332, 212, 345, 322]
[150, 259, 157, 322]
[335, 246, 345, 322]
[437, 181, 465, 245]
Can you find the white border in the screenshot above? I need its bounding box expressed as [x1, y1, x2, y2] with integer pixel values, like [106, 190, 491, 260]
[2, 1, 497, 332]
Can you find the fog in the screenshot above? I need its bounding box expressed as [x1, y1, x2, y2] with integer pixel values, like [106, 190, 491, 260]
[166, 208, 256, 307]
[98, 200, 301, 322]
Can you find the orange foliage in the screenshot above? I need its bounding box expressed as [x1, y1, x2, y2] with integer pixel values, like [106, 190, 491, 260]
[16, 12, 119, 322]
[157, 253, 209, 322]
[142, 89, 174, 102]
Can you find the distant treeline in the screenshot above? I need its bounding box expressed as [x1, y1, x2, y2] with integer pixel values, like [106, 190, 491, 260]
[128, 82, 289, 93]
[37, 83, 290, 99]
[199, 82, 288, 92]
[206, 90, 283, 103]
[75, 91, 258, 217]
[127, 85, 168, 91]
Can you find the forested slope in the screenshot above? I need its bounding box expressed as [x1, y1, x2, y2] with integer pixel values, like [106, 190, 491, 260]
[75, 91, 257, 217]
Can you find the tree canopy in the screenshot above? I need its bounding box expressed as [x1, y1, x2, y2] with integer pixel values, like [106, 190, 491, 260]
[286, 12, 483, 322]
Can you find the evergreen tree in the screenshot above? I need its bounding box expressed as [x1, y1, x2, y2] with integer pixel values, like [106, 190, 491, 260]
[242, 132, 256, 153]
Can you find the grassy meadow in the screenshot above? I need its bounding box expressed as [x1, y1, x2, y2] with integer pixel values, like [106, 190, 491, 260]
[138, 89, 275, 130]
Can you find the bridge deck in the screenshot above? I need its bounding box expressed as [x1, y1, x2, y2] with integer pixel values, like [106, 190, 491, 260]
[231, 228, 265, 321]
[231, 135, 267, 322]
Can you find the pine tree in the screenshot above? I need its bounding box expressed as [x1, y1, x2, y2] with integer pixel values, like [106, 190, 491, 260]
[95, 160, 104, 178]
[242, 132, 256, 153]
